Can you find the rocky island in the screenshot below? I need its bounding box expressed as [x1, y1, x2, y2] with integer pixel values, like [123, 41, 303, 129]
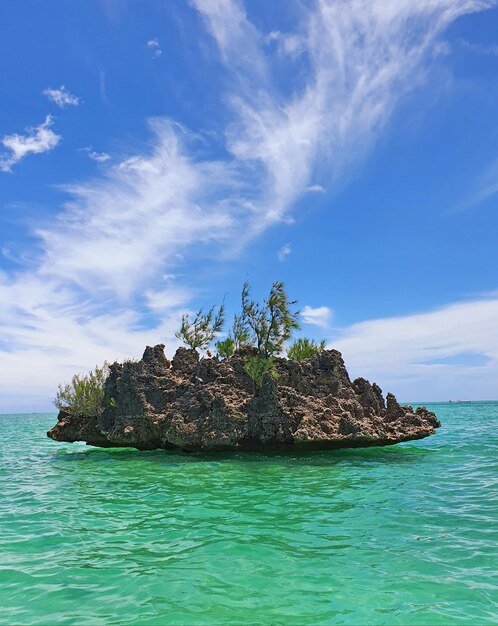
[48, 282, 440, 452]
[48, 344, 440, 452]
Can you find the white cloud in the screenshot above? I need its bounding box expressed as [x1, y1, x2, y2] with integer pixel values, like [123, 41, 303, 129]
[453, 157, 498, 211]
[460, 39, 498, 56]
[266, 30, 305, 58]
[90, 151, 111, 162]
[147, 38, 163, 58]
[145, 285, 193, 312]
[34, 120, 242, 296]
[306, 184, 326, 193]
[189, 0, 266, 77]
[81, 147, 111, 162]
[0, 272, 185, 412]
[99, 70, 111, 106]
[334, 296, 498, 401]
[277, 243, 291, 261]
[301, 305, 332, 329]
[0, 116, 61, 172]
[43, 85, 80, 108]
[193, 0, 496, 232]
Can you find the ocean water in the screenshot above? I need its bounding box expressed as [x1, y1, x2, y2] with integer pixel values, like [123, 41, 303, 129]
[0, 403, 497, 625]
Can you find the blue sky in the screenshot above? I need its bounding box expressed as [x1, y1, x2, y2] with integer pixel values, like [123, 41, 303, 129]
[1, 0, 498, 411]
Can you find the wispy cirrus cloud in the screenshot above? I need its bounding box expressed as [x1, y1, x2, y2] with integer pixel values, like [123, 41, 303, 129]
[265, 30, 305, 59]
[459, 38, 498, 56]
[43, 85, 80, 108]
[193, 0, 497, 231]
[37, 120, 241, 296]
[453, 157, 498, 211]
[0, 115, 60, 172]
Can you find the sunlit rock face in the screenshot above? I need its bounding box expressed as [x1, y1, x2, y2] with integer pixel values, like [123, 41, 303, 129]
[48, 345, 440, 452]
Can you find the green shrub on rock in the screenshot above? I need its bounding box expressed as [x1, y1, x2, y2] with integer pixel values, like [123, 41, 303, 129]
[54, 362, 109, 416]
[215, 337, 235, 359]
[173, 280, 300, 391]
[243, 355, 278, 390]
[287, 338, 326, 360]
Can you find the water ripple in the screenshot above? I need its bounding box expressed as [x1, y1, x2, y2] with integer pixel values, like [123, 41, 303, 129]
[1, 404, 498, 624]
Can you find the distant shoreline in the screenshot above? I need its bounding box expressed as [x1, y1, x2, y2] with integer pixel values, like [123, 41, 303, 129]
[3, 399, 498, 417]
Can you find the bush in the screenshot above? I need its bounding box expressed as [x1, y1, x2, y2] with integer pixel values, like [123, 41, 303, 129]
[215, 337, 235, 359]
[175, 305, 225, 351]
[243, 355, 278, 389]
[54, 362, 109, 416]
[287, 338, 326, 360]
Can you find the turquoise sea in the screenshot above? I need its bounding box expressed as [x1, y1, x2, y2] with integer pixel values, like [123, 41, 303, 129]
[1, 402, 497, 625]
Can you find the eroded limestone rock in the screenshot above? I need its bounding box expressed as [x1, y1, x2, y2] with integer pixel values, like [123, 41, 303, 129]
[48, 345, 440, 452]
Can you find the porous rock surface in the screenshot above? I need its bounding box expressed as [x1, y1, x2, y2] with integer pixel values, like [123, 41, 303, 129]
[48, 344, 440, 452]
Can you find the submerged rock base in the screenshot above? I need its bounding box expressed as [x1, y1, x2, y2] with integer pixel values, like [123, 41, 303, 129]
[48, 345, 440, 452]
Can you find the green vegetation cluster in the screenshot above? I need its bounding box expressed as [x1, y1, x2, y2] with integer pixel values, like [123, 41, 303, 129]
[54, 363, 109, 417]
[55, 281, 327, 415]
[175, 306, 225, 351]
[287, 338, 326, 360]
[177, 281, 326, 388]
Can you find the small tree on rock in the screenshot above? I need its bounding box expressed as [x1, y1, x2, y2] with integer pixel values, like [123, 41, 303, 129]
[242, 281, 300, 358]
[175, 305, 225, 351]
[230, 281, 252, 351]
[240, 281, 299, 389]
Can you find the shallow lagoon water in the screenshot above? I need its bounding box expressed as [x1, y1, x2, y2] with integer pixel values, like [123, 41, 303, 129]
[1, 402, 497, 625]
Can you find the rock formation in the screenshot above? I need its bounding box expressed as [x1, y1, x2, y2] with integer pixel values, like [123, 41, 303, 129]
[48, 345, 440, 452]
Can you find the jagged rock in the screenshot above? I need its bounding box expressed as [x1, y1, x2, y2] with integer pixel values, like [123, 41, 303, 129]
[171, 347, 199, 375]
[142, 343, 170, 372]
[353, 377, 386, 418]
[386, 392, 405, 422]
[48, 345, 441, 452]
